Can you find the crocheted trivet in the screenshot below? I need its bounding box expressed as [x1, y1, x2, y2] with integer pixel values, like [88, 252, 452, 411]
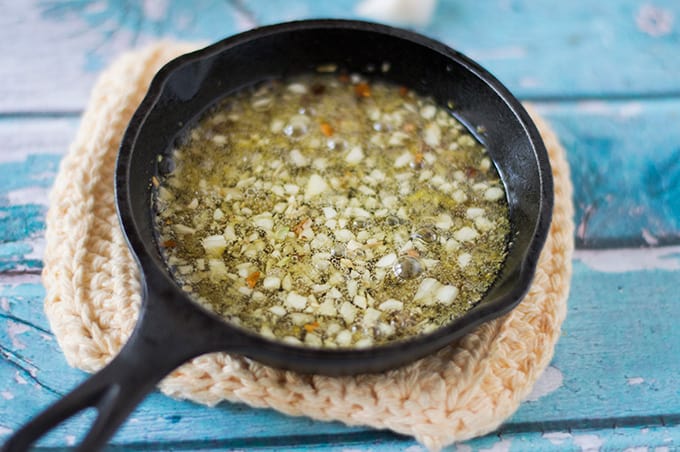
[43, 43, 574, 451]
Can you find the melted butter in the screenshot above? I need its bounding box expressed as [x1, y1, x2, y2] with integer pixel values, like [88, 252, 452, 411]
[154, 73, 510, 348]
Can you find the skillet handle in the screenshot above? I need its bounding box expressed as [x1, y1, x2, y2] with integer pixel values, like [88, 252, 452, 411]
[2, 276, 232, 452]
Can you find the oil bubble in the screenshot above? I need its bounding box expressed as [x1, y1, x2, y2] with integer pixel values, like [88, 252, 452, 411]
[352, 218, 370, 229]
[386, 215, 402, 226]
[331, 244, 346, 258]
[412, 225, 438, 243]
[393, 256, 424, 279]
[284, 115, 310, 138]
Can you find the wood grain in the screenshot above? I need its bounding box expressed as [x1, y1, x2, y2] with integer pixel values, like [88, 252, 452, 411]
[1, 256, 678, 448]
[2, 0, 679, 450]
[2, 1, 679, 113]
[3, 101, 680, 272]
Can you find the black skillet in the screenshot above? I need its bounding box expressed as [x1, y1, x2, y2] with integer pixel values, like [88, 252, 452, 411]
[3, 19, 553, 451]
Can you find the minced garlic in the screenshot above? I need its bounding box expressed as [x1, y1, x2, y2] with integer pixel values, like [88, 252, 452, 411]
[153, 73, 510, 348]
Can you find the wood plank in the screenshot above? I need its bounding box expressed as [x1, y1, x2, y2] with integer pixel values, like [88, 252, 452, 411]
[112, 424, 676, 451]
[2, 99, 680, 271]
[0, 118, 77, 272]
[533, 99, 680, 248]
[244, 0, 680, 101]
[2, 0, 680, 113]
[1, 0, 243, 113]
[1, 249, 678, 448]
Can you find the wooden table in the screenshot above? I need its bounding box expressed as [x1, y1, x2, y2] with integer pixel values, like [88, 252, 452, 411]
[2, 1, 679, 450]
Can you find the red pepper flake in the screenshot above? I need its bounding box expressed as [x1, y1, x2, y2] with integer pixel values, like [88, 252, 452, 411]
[403, 123, 416, 133]
[303, 321, 320, 333]
[399, 86, 409, 97]
[246, 271, 261, 288]
[292, 217, 310, 237]
[320, 122, 334, 137]
[414, 152, 424, 166]
[338, 73, 350, 83]
[354, 82, 371, 98]
[466, 167, 478, 178]
[161, 239, 177, 248]
[151, 176, 160, 188]
[406, 249, 420, 258]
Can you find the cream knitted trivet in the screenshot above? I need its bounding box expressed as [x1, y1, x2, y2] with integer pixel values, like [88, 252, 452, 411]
[43, 42, 574, 451]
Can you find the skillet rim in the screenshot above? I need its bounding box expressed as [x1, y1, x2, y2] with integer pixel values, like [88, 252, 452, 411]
[115, 19, 554, 371]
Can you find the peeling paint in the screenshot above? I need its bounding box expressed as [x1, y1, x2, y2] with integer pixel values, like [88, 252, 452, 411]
[518, 77, 540, 88]
[8, 321, 30, 349]
[526, 366, 563, 401]
[0, 297, 9, 311]
[576, 101, 610, 115]
[641, 228, 659, 246]
[573, 434, 604, 452]
[23, 236, 45, 262]
[14, 371, 27, 385]
[1, 391, 14, 400]
[623, 447, 649, 452]
[619, 102, 643, 118]
[6, 187, 51, 207]
[404, 446, 426, 452]
[636, 4, 674, 37]
[455, 445, 473, 452]
[0, 426, 13, 435]
[627, 377, 645, 385]
[543, 432, 572, 445]
[83, 1, 107, 14]
[65, 434, 76, 446]
[479, 439, 512, 452]
[142, 0, 168, 22]
[355, 0, 436, 26]
[574, 246, 680, 272]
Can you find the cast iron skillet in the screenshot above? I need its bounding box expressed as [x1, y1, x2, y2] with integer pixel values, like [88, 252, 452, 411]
[3, 19, 552, 451]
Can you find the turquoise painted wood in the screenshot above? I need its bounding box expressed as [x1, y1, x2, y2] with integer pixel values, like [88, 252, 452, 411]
[4, 101, 680, 272]
[1, 0, 680, 450]
[1, 257, 679, 449]
[3, 1, 679, 112]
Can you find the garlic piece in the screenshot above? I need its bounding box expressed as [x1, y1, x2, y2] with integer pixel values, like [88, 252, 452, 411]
[413, 278, 441, 305]
[436, 285, 459, 306]
[375, 253, 397, 267]
[458, 253, 472, 268]
[336, 330, 353, 347]
[202, 235, 227, 257]
[423, 123, 441, 147]
[305, 174, 329, 199]
[339, 301, 357, 324]
[379, 299, 403, 312]
[262, 276, 281, 290]
[345, 146, 364, 165]
[285, 292, 308, 310]
[454, 227, 478, 242]
[485, 186, 504, 201]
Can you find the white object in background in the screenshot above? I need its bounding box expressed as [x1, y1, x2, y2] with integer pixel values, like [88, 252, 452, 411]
[355, 0, 437, 26]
